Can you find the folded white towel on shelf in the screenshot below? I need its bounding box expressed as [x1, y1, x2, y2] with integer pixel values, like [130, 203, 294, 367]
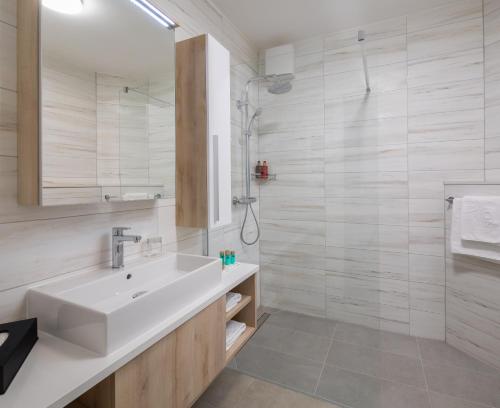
[226, 292, 242, 312]
[122, 192, 149, 201]
[226, 320, 246, 351]
[451, 198, 500, 262]
[461, 196, 500, 244]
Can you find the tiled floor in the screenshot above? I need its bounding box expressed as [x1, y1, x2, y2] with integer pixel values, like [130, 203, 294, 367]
[225, 310, 500, 408]
[194, 369, 341, 408]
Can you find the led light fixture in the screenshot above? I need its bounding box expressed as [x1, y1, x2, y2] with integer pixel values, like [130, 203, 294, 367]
[130, 0, 177, 28]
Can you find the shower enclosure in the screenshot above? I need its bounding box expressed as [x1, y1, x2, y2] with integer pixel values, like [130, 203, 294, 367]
[234, 73, 295, 245]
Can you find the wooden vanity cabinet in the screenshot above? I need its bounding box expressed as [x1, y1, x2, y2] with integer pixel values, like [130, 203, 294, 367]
[70, 298, 225, 408]
[67, 273, 257, 408]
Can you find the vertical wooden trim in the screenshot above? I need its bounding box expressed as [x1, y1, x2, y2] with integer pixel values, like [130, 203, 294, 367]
[175, 35, 208, 228]
[17, 0, 40, 206]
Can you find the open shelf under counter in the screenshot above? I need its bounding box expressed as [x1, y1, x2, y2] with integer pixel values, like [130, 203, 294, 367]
[226, 295, 252, 322]
[225, 326, 256, 365]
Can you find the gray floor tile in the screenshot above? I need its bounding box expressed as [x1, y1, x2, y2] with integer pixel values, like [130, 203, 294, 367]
[418, 338, 500, 375]
[316, 365, 430, 408]
[327, 340, 426, 388]
[428, 391, 494, 408]
[200, 368, 255, 406]
[266, 310, 336, 337]
[235, 343, 323, 394]
[333, 322, 419, 358]
[249, 322, 331, 363]
[424, 363, 500, 407]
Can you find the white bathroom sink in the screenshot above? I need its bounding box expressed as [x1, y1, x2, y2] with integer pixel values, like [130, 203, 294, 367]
[27, 254, 222, 355]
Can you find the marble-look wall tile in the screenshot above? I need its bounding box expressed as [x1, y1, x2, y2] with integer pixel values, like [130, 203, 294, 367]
[325, 62, 406, 99]
[326, 197, 408, 226]
[260, 173, 324, 198]
[259, 127, 324, 153]
[325, 144, 407, 173]
[325, 171, 408, 198]
[260, 149, 323, 174]
[325, 117, 407, 148]
[261, 219, 326, 245]
[326, 246, 409, 281]
[324, 16, 406, 51]
[0, 87, 16, 157]
[409, 226, 444, 257]
[0, 0, 16, 26]
[260, 240, 325, 270]
[409, 282, 445, 315]
[326, 272, 410, 334]
[409, 199, 444, 228]
[259, 101, 324, 132]
[409, 253, 445, 285]
[484, 0, 500, 46]
[325, 89, 407, 125]
[408, 139, 484, 171]
[294, 52, 323, 80]
[407, 17, 483, 61]
[324, 35, 407, 75]
[408, 48, 483, 88]
[408, 78, 484, 116]
[260, 195, 325, 222]
[326, 223, 409, 253]
[407, 0, 482, 33]
[258, 0, 496, 342]
[409, 169, 484, 198]
[0, 21, 16, 91]
[408, 109, 484, 144]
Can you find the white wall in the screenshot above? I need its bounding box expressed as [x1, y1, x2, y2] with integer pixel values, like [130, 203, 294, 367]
[258, 0, 499, 340]
[0, 0, 258, 324]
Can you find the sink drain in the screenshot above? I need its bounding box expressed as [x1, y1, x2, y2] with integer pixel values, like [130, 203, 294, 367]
[132, 290, 147, 299]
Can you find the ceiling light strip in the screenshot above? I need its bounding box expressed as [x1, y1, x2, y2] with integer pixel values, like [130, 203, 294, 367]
[129, 0, 177, 28]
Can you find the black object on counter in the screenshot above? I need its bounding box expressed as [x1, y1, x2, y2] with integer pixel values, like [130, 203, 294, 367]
[0, 318, 38, 394]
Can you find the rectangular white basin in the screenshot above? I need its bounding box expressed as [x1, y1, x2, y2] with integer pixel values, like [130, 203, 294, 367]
[27, 254, 221, 355]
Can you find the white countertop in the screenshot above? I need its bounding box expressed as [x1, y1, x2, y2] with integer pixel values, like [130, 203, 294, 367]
[0, 262, 258, 408]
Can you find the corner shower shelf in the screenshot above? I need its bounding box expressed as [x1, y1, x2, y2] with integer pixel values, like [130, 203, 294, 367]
[252, 173, 277, 181]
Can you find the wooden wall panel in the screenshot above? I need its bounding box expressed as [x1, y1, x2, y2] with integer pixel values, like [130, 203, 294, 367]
[17, 0, 39, 205]
[175, 35, 208, 228]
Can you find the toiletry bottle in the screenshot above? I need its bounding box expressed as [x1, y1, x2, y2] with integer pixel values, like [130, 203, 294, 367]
[230, 250, 236, 265]
[255, 161, 262, 178]
[225, 250, 231, 266]
[219, 251, 225, 269]
[262, 161, 269, 179]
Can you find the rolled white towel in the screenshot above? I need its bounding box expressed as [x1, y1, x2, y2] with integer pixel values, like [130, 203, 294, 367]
[226, 320, 246, 350]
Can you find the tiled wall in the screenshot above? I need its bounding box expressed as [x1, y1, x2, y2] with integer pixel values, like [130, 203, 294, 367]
[258, 0, 497, 339]
[0, 0, 258, 324]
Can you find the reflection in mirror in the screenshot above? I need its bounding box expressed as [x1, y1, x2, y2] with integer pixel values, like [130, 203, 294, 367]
[40, 0, 175, 205]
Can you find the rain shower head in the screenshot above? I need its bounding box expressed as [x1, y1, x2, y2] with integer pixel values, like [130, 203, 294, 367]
[262, 73, 295, 94]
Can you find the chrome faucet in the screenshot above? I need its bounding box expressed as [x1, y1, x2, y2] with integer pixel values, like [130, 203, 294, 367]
[112, 227, 142, 268]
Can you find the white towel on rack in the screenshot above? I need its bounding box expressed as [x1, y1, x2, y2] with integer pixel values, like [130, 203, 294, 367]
[122, 192, 149, 201]
[226, 292, 242, 312]
[451, 198, 500, 262]
[461, 196, 500, 244]
[226, 320, 246, 350]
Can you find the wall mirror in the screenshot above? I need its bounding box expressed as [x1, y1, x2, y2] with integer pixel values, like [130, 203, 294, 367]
[20, 0, 176, 206]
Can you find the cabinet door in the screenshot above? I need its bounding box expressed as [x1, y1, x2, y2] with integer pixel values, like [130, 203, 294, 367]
[175, 297, 226, 407]
[114, 332, 176, 408]
[207, 34, 232, 230]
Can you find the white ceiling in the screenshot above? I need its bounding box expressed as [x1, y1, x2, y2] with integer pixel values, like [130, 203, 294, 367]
[210, 0, 456, 50]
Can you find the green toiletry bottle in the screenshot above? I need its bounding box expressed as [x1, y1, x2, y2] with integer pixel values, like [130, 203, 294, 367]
[219, 251, 225, 269]
[230, 250, 236, 265]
